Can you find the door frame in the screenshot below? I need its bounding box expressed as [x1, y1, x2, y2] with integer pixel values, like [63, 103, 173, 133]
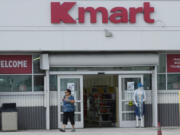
[57, 75, 84, 128]
[50, 69, 157, 128]
[118, 75, 143, 127]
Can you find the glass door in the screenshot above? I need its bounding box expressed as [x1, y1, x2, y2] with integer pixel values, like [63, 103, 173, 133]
[119, 75, 143, 127]
[57, 75, 83, 128]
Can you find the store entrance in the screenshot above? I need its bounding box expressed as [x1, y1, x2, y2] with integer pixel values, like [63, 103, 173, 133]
[83, 75, 118, 127]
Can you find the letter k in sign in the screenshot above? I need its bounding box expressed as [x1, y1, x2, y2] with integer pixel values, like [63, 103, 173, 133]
[51, 2, 76, 23]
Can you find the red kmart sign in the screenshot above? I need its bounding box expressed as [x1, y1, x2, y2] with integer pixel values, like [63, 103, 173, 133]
[51, 2, 155, 24]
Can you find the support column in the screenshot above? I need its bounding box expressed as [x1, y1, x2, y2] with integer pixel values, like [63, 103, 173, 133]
[45, 70, 50, 130]
[41, 54, 50, 130]
[152, 66, 158, 127]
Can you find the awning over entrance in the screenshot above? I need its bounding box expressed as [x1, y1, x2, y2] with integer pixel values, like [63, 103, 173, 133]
[47, 53, 159, 67]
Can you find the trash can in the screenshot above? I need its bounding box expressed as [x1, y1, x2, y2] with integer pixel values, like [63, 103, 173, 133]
[1, 103, 18, 131]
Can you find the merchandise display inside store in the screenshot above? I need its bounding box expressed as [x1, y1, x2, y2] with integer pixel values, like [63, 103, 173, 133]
[83, 75, 117, 127]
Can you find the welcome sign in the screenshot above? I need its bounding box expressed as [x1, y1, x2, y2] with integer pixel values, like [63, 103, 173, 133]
[0, 55, 32, 74]
[167, 54, 180, 72]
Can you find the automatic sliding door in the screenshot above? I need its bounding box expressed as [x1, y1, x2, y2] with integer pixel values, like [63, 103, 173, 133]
[119, 75, 143, 127]
[57, 75, 83, 128]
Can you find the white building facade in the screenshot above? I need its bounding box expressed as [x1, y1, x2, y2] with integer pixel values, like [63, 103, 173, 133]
[0, 0, 180, 130]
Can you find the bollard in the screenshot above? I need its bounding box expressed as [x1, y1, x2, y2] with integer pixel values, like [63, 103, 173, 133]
[157, 122, 162, 135]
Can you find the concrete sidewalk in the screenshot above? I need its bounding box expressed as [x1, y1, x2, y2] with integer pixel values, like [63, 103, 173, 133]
[0, 128, 180, 135]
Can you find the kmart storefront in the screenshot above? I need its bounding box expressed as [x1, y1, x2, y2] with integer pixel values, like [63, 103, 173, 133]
[0, 0, 180, 130]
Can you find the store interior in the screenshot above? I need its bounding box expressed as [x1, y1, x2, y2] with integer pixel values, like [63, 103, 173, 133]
[83, 75, 118, 127]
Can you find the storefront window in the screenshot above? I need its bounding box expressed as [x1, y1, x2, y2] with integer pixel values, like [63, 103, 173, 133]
[50, 75, 57, 91]
[34, 75, 44, 91]
[0, 54, 46, 92]
[0, 75, 32, 92]
[157, 53, 167, 90]
[158, 54, 166, 73]
[167, 74, 180, 90]
[33, 54, 44, 73]
[157, 53, 180, 90]
[143, 74, 152, 90]
[158, 74, 166, 90]
[33, 54, 45, 92]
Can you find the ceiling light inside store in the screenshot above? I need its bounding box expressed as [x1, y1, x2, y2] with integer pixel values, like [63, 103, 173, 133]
[33, 57, 40, 61]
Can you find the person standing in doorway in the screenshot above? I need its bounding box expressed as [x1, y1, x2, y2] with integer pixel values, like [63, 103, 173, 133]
[133, 83, 146, 128]
[59, 89, 75, 132]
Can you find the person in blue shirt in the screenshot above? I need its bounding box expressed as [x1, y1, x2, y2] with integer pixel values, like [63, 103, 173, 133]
[59, 89, 75, 132]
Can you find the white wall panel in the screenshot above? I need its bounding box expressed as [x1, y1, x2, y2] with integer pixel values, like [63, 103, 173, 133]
[0, 91, 179, 108]
[50, 91, 58, 106]
[0, 93, 44, 107]
[0, 30, 180, 51]
[0, 0, 180, 51]
[158, 91, 180, 104]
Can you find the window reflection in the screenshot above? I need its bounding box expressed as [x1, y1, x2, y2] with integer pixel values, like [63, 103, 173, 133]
[168, 74, 180, 90]
[143, 74, 152, 90]
[158, 74, 166, 90]
[50, 75, 57, 91]
[0, 75, 32, 92]
[33, 54, 44, 73]
[34, 75, 44, 91]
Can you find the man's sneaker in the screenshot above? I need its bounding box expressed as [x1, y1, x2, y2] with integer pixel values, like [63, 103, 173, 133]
[71, 129, 76, 132]
[59, 128, 66, 132]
